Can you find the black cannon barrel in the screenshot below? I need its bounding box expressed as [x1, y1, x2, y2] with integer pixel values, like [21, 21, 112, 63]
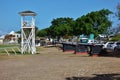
[61, 42, 103, 56]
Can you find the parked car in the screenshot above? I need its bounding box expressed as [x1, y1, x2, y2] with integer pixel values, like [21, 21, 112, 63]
[103, 42, 117, 53]
[114, 42, 120, 55]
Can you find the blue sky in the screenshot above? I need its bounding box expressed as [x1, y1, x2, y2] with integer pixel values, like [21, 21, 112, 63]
[0, 0, 120, 35]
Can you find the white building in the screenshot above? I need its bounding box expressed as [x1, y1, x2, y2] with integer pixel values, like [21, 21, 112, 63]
[4, 31, 20, 44]
[0, 35, 5, 44]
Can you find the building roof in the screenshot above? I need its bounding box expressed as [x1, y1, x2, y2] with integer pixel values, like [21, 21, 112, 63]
[9, 31, 15, 35]
[8, 31, 20, 36]
[19, 10, 37, 16]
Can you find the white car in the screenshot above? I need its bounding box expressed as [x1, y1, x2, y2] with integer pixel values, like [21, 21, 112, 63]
[103, 42, 117, 53]
[114, 42, 120, 55]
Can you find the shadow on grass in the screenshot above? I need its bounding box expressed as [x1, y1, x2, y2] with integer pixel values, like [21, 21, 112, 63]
[66, 73, 120, 80]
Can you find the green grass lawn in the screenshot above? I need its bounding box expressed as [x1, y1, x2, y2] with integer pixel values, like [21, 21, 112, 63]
[0, 44, 43, 55]
[0, 44, 21, 55]
[0, 44, 20, 48]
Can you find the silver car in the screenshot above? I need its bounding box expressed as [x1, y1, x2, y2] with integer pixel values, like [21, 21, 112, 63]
[114, 42, 120, 55]
[103, 42, 117, 53]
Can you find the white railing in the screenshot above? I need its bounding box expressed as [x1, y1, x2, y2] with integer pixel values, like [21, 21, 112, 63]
[0, 47, 21, 56]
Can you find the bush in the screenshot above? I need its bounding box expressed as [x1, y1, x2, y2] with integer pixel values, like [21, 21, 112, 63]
[110, 34, 120, 41]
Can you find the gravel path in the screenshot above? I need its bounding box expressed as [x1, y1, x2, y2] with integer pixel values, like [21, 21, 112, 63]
[0, 47, 120, 80]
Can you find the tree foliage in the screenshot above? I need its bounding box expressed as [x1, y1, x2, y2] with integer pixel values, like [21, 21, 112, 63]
[74, 9, 112, 36]
[116, 3, 120, 20]
[110, 34, 120, 41]
[37, 9, 112, 38]
[49, 17, 75, 37]
[37, 28, 48, 37]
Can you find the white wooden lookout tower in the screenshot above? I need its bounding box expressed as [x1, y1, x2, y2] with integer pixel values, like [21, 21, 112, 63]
[19, 11, 37, 54]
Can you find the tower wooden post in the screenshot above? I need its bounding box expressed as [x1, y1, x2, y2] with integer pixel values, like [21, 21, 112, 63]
[19, 11, 37, 54]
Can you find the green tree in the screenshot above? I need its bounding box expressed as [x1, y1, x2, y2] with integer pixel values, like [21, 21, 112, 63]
[116, 3, 120, 20]
[37, 28, 48, 37]
[75, 9, 112, 36]
[35, 26, 39, 37]
[16, 26, 39, 37]
[49, 17, 75, 38]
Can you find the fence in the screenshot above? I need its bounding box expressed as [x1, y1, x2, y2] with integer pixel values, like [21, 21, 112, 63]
[0, 47, 21, 56]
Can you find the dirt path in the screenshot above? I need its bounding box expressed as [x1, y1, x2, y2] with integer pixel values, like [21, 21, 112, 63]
[0, 47, 120, 80]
